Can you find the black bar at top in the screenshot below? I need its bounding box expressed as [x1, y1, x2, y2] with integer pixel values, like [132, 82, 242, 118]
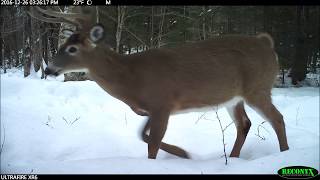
[64, 0, 318, 6]
[3, 0, 319, 6]
[55, 0, 320, 6]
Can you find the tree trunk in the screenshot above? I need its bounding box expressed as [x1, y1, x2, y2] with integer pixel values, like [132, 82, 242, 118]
[150, 6, 154, 48]
[183, 6, 187, 42]
[48, 24, 59, 62]
[202, 6, 206, 40]
[318, 6, 320, 56]
[281, 68, 285, 85]
[30, 17, 42, 73]
[24, 45, 31, 77]
[42, 28, 48, 65]
[116, 6, 126, 53]
[312, 6, 320, 73]
[1, 40, 5, 73]
[263, 6, 271, 33]
[128, 40, 131, 54]
[158, 6, 166, 48]
[291, 6, 308, 85]
[23, 16, 31, 77]
[227, 7, 233, 34]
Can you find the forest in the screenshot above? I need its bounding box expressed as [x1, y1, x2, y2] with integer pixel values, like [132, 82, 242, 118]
[0, 6, 319, 85]
[1, 6, 319, 174]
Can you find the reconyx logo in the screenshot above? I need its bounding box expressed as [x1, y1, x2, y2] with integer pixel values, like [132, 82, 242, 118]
[278, 166, 319, 179]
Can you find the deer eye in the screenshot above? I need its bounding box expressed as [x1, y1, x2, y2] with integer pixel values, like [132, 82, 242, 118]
[65, 45, 79, 56]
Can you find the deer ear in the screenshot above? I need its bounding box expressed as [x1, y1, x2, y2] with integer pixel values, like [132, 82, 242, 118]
[89, 24, 105, 43]
[61, 29, 74, 38]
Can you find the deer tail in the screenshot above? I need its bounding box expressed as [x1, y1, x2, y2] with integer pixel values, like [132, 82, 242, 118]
[257, 33, 274, 49]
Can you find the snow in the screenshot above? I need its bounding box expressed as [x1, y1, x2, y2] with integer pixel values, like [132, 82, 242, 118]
[1, 69, 319, 174]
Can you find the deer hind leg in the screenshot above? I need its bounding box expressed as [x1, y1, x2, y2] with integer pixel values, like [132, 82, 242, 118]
[227, 101, 252, 157]
[141, 115, 190, 159]
[246, 94, 289, 152]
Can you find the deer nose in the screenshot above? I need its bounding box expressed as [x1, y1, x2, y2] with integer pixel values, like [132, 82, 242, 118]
[44, 67, 52, 75]
[44, 67, 59, 76]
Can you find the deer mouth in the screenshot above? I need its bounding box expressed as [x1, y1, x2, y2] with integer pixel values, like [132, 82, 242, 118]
[44, 67, 62, 77]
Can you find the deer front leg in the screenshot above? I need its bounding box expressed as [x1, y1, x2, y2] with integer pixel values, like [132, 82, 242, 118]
[141, 117, 190, 159]
[148, 109, 170, 159]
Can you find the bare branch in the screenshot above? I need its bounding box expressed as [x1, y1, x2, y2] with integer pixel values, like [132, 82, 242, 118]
[215, 107, 228, 165]
[295, 106, 300, 125]
[223, 121, 234, 132]
[62, 116, 81, 126]
[34, 7, 85, 19]
[27, 7, 79, 27]
[195, 111, 209, 124]
[44, 116, 54, 129]
[62, 117, 69, 125]
[255, 121, 269, 140]
[154, 12, 195, 20]
[100, 10, 149, 48]
[0, 124, 5, 155]
[125, 113, 127, 126]
[70, 117, 81, 125]
[124, 12, 149, 20]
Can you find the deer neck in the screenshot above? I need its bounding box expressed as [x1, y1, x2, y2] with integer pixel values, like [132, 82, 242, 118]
[86, 47, 134, 103]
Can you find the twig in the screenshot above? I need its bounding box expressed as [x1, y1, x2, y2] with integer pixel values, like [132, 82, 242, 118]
[295, 106, 300, 126]
[0, 124, 5, 155]
[44, 116, 54, 129]
[203, 117, 215, 121]
[70, 117, 80, 125]
[195, 111, 209, 124]
[215, 107, 228, 165]
[63, 116, 81, 126]
[124, 113, 127, 126]
[100, 10, 149, 48]
[62, 117, 69, 125]
[255, 121, 268, 140]
[223, 122, 234, 132]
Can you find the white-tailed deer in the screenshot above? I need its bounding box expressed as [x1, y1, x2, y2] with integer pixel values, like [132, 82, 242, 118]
[28, 7, 289, 159]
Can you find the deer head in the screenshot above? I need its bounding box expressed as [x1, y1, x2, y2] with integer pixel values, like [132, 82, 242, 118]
[28, 7, 105, 76]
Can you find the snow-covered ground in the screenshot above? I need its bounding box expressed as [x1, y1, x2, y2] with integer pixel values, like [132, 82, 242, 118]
[1, 69, 319, 174]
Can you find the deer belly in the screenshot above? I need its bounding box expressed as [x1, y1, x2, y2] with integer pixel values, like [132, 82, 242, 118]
[130, 106, 149, 116]
[172, 96, 243, 115]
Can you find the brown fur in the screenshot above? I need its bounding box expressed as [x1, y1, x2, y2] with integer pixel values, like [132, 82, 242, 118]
[47, 33, 289, 159]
